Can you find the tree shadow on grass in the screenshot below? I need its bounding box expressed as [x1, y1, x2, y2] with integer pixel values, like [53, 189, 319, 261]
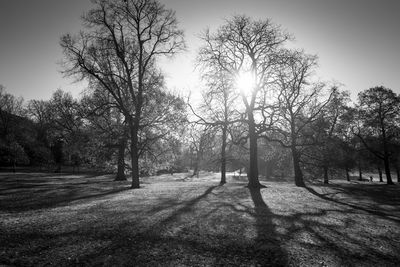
[2, 181, 399, 266]
[304, 185, 400, 223]
[0, 173, 131, 212]
[328, 182, 400, 206]
[248, 187, 288, 266]
[77, 184, 289, 266]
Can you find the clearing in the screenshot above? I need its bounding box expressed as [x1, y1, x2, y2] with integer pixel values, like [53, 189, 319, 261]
[0, 172, 399, 266]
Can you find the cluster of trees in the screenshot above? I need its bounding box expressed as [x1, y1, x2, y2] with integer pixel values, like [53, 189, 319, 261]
[192, 15, 400, 187]
[0, 86, 186, 178]
[1, 0, 399, 188]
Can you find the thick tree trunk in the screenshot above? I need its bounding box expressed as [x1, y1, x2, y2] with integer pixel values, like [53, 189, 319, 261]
[345, 167, 350, 181]
[220, 125, 227, 185]
[247, 114, 261, 188]
[115, 136, 127, 181]
[323, 165, 329, 184]
[396, 166, 400, 183]
[378, 166, 383, 182]
[291, 146, 305, 187]
[129, 123, 140, 188]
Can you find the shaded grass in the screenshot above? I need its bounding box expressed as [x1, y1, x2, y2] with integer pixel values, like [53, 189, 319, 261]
[0, 172, 399, 266]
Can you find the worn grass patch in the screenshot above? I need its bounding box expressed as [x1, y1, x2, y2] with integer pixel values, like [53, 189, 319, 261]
[0, 172, 399, 266]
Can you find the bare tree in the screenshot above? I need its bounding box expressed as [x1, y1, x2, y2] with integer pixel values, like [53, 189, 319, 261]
[302, 89, 350, 184]
[60, 0, 185, 188]
[187, 124, 216, 178]
[0, 85, 24, 139]
[355, 86, 400, 185]
[81, 87, 129, 180]
[190, 66, 240, 184]
[197, 15, 291, 188]
[0, 85, 26, 171]
[265, 50, 333, 187]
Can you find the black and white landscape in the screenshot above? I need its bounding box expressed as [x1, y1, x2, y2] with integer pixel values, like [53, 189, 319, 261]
[1, 0, 399, 266]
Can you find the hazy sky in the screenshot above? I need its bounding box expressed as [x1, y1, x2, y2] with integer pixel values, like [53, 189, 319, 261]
[0, 0, 399, 101]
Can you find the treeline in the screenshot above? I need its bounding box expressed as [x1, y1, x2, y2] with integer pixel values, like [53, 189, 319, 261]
[1, 0, 399, 188]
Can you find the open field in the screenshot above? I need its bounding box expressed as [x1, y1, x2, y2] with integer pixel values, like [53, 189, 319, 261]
[1, 172, 399, 266]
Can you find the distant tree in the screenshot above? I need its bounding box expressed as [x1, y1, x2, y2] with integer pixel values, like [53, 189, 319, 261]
[61, 0, 185, 188]
[355, 86, 400, 185]
[302, 89, 350, 184]
[27, 99, 52, 145]
[187, 124, 217, 177]
[190, 65, 240, 184]
[26, 99, 54, 167]
[138, 88, 187, 174]
[81, 87, 129, 180]
[265, 50, 333, 187]
[0, 85, 24, 138]
[0, 85, 26, 170]
[48, 89, 86, 172]
[198, 15, 291, 188]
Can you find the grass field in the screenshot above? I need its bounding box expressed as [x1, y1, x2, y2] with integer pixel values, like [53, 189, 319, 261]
[1, 172, 399, 266]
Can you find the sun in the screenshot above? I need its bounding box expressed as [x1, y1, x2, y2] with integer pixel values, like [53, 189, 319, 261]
[235, 71, 256, 93]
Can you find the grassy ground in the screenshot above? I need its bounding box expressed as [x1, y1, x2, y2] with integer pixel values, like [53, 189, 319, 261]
[0, 172, 399, 266]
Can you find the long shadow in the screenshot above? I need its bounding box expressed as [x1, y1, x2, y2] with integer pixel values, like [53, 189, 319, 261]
[0, 187, 132, 212]
[305, 186, 400, 223]
[328, 183, 400, 206]
[149, 185, 218, 226]
[248, 187, 288, 266]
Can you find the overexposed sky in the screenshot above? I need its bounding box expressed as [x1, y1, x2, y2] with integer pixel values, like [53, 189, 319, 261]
[0, 0, 399, 101]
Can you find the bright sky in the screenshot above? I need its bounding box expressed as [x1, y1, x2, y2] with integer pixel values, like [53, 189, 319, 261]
[0, 0, 399, 101]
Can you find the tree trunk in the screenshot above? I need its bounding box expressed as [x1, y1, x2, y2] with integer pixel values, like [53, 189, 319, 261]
[383, 155, 394, 185]
[129, 122, 140, 188]
[291, 145, 305, 187]
[380, 121, 394, 185]
[192, 149, 201, 178]
[358, 162, 362, 181]
[193, 161, 199, 178]
[323, 165, 329, 184]
[247, 114, 261, 188]
[378, 166, 383, 182]
[115, 136, 127, 181]
[396, 166, 400, 183]
[220, 124, 227, 185]
[345, 167, 350, 181]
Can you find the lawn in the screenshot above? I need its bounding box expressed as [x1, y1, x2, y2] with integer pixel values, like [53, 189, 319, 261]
[0, 172, 399, 266]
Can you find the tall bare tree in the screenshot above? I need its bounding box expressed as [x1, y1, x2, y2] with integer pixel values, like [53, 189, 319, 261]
[265, 50, 333, 186]
[61, 0, 185, 188]
[197, 15, 291, 188]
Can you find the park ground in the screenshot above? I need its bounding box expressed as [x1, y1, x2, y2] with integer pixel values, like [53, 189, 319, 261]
[0, 172, 399, 266]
